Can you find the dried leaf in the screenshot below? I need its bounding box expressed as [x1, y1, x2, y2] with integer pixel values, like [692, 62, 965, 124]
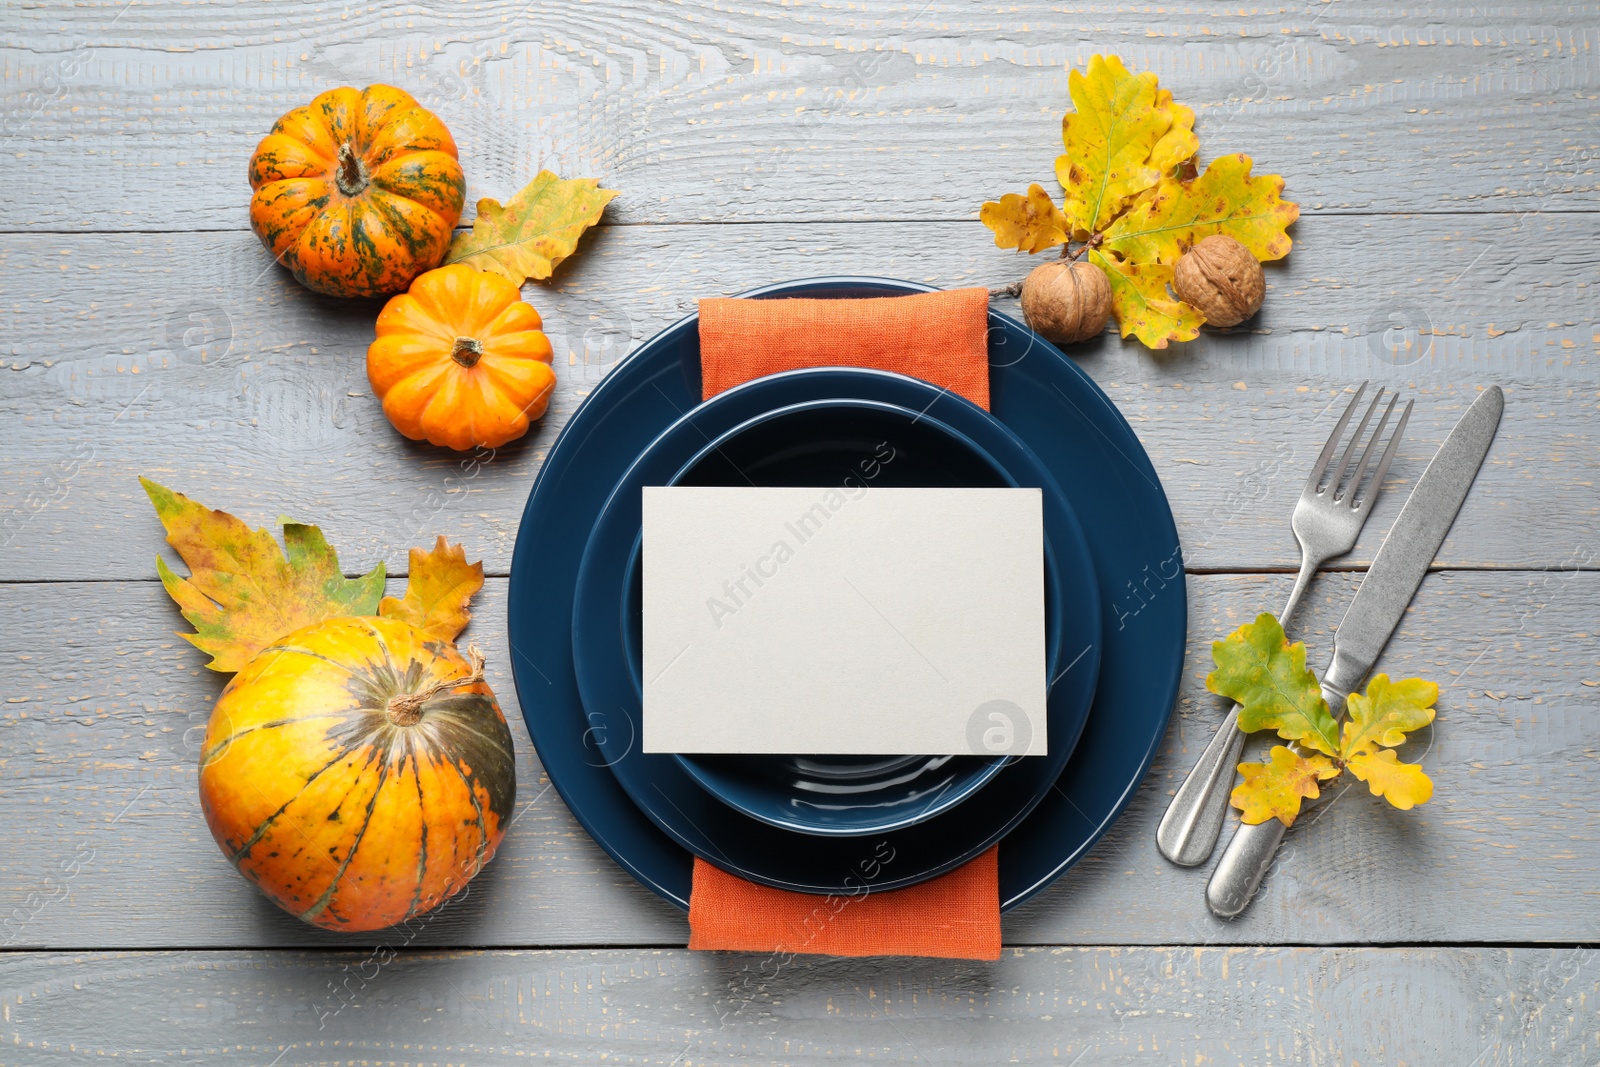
[980, 184, 1069, 254]
[446, 171, 618, 285]
[1102, 153, 1300, 266]
[1088, 249, 1202, 349]
[1231, 744, 1341, 826]
[141, 478, 385, 672]
[1341, 674, 1438, 757]
[1208, 612, 1340, 756]
[1347, 749, 1435, 810]
[379, 535, 484, 642]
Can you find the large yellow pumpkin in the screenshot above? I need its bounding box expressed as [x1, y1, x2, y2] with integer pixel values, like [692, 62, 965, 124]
[367, 264, 557, 450]
[248, 84, 465, 298]
[199, 615, 515, 932]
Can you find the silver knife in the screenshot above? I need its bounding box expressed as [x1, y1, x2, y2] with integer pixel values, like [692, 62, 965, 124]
[1206, 386, 1504, 918]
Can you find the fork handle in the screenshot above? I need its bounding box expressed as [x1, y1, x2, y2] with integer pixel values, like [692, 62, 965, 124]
[1277, 555, 1319, 631]
[1156, 704, 1247, 866]
[1155, 556, 1320, 867]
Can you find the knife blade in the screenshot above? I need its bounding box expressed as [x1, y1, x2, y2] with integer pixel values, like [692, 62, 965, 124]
[1206, 385, 1504, 919]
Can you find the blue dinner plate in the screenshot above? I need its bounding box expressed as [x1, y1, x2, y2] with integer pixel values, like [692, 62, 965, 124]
[570, 379, 1097, 852]
[508, 277, 1185, 910]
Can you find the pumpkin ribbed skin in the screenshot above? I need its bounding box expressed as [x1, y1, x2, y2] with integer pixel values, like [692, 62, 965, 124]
[367, 264, 557, 450]
[248, 85, 465, 298]
[199, 616, 514, 932]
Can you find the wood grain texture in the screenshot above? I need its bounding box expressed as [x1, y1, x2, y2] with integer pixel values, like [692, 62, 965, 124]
[3, 570, 1596, 949]
[3, 215, 1596, 582]
[3, 0, 1598, 1039]
[2, 947, 1597, 1065]
[2, 1, 1597, 230]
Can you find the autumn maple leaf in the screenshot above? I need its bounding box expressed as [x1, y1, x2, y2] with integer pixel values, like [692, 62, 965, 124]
[144, 480, 483, 671]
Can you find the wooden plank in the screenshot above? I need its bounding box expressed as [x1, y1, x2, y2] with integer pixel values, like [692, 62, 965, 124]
[3, 569, 1596, 949]
[3, 216, 1595, 581]
[1, 946, 1596, 1064]
[2, 1, 1598, 230]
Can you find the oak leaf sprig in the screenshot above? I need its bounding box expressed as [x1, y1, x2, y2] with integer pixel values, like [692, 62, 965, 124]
[1208, 613, 1437, 827]
[980, 54, 1298, 349]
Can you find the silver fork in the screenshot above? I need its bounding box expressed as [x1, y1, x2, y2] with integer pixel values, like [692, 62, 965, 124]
[1156, 383, 1413, 867]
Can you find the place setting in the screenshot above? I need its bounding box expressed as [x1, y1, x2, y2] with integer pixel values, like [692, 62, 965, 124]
[505, 277, 1187, 957]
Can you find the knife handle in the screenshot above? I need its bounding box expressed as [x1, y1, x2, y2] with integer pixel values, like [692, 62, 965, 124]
[1206, 813, 1287, 917]
[1206, 679, 1349, 918]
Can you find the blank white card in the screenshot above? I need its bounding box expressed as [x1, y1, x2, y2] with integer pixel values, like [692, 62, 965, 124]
[641, 486, 1047, 756]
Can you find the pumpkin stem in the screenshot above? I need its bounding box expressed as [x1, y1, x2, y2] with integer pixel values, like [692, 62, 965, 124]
[385, 645, 486, 726]
[335, 143, 369, 197]
[450, 336, 485, 369]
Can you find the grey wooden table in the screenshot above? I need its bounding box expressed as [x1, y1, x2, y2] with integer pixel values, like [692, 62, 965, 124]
[3, 2, 1598, 1063]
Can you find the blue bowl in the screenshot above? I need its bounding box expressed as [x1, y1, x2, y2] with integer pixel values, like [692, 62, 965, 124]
[652, 397, 1067, 835]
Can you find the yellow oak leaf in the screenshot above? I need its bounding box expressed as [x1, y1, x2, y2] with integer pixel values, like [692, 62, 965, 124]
[1341, 674, 1438, 757]
[1206, 612, 1340, 756]
[1347, 749, 1435, 810]
[1088, 250, 1202, 349]
[1102, 153, 1300, 266]
[379, 535, 485, 643]
[141, 479, 385, 672]
[1148, 89, 1199, 178]
[1054, 55, 1176, 235]
[1232, 744, 1341, 826]
[980, 184, 1069, 253]
[446, 171, 618, 285]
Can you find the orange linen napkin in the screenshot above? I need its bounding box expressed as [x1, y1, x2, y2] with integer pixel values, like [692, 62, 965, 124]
[699, 288, 991, 408]
[687, 287, 1001, 961]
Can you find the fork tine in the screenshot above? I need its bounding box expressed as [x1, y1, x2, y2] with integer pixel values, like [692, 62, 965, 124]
[1345, 392, 1400, 509]
[1356, 397, 1413, 511]
[1303, 382, 1369, 492]
[1329, 387, 1386, 499]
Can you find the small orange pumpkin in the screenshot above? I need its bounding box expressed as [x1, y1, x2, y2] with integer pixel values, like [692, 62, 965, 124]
[199, 615, 515, 932]
[248, 84, 465, 298]
[367, 264, 557, 450]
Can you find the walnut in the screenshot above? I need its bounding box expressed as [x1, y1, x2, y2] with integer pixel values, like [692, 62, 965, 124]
[1173, 234, 1265, 327]
[1019, 261, 1112, 345]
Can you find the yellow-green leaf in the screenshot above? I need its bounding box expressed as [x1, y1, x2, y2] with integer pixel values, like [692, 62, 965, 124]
[1208, 612, 1340, 756]
[1231, 744, 1341, 826]
[141, 478, 384, 672]
[1347, 749, 1434, 810]
[1341, 674, 1438, 759]
[379, 535, 484, 642]
[1089, 249, 1202, 350]
[980, 184, 1069, 254]
[1054, 55, 1175, 235]
[1102, 153, 1300, 266]
[446, 171, 619, 285]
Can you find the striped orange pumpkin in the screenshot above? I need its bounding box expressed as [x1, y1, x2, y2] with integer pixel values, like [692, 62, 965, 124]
[199, 615, 515, 932]
[247, 84, 465, 298]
